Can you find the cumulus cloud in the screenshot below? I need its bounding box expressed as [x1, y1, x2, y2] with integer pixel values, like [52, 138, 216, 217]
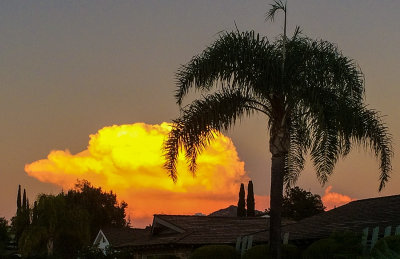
[322, 186, 354, 210]
[25, 122, 248, 227]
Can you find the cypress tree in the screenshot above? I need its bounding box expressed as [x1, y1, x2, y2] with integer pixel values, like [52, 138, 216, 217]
[17, 185, 21, 212]
[247, 180, 255, 217]
[237, 183, 246, 217]
[22, 189, 27, 211]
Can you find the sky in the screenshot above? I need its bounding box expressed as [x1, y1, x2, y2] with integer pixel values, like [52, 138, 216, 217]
[0, 0, 399, 227]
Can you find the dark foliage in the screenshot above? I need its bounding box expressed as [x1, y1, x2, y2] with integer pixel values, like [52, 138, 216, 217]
[237, 183, 246, 217]
[243, 244, 300, 259]
[371, 235, 400, 258]
[0, 217, 9, 254]
[281, 186, 325, 220]
[302, 231, 363, 258]
[189, 245, 240, 259]
[12, 186, 30, 245]
[22, 190, 26, 212]
[16, 180, 127, 258]
[66, 180, 128, 239]
[78, 246, 134, 259]
[17, 185, 21, 211]
[246, 181, 255, 217]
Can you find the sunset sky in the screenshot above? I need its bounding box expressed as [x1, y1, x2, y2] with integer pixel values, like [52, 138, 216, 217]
[1, 1, 399, 227]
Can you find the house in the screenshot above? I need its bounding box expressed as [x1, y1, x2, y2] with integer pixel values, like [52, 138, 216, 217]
[249, 194, 400, 249]
[93, 227, 150, 254]
[93, 194, 400, 257]
[94, 215, 270, 258]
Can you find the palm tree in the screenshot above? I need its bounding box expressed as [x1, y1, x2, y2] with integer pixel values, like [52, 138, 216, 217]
[163, 7, 392, 259]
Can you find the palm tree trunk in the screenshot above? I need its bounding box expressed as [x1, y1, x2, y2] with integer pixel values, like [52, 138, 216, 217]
[269, 118, 289, 259]
[269, 152, 285, 259]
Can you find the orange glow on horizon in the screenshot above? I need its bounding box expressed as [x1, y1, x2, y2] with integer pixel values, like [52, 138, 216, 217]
[25, 122, 249, 227]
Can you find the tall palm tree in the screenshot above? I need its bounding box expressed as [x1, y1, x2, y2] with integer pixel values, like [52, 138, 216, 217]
[163, 15, 392, 259]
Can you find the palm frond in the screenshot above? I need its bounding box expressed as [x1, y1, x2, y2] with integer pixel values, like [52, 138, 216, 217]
[175, 30, 281, 105]
[299, 87, 392, 190]
[163, 88, 268, 180]
[284, 112, 311, 187]
[266, 0, 286, 22]
[348, 106, 393, 190]
[284, 37, 365, 110]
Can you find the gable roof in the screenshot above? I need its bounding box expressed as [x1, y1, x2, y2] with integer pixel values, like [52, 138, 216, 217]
[279, 194, 400, 241]
[99, 227, 151, 247]
[115, 215, 269, 248]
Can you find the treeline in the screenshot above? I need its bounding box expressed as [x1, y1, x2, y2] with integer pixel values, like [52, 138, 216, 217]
[10, 180, 128, 258]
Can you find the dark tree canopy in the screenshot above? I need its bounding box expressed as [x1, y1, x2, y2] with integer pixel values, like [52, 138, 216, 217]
[66, 180, 128, 238]
[16, 180, 128, 258]
[246, 181, 255, 217]
[0, 218, 9, 254]
[17, 185, 21, 211]
[237, 183, 246, 217]
[272, 186, 326, 221]
[12, 186, 30, 245]
[22, 189, 27, 211]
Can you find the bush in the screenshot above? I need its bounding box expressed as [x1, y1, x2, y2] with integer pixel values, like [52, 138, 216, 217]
[78, 246, 133, 259]
[189, 245, 239, 259]
[147, 255, 180, 259]
[371, 235, 400, 258]
[303, 231, 363, 259]
[243, 244, 299, 259]
[243, 245, 269, 259]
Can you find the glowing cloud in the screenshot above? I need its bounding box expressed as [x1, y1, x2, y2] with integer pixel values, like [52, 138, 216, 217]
[322, 186, 354, 210]
[25, 122, 248, 227]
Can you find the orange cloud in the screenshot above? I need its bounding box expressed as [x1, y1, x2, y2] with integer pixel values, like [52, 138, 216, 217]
[25, 122, 248, 227]
[321, 186, 354, 210]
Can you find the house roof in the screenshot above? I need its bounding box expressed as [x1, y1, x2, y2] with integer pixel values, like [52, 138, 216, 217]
[252, 194, 400, 242]
[99, 195, 400, 249]
[116, 215, 270, 248]
[208, 205, 266, 217]
[99, 227, 151, 247]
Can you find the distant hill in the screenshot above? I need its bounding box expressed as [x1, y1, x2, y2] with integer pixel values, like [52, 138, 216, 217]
[208, 205, 265, 217]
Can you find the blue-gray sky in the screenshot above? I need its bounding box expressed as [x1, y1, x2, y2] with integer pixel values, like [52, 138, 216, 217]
[1, 0, 399, 220]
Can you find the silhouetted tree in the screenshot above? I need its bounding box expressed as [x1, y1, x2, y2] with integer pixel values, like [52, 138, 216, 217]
[17, 185, 21, 212]
[17, 180, 127, 258]
[12, 185, 30, 245]
[163, 0, 392, 255]
[32, 201, 38, 225]
[66, 180, 128, 239]
[282, 187, 325, 220]
[237, 183, 246, 217]
[19, 193, 90, 258]
[0, 217, 9, 254]
[247, 181, 255, 217]
[22, 189, 27, 211]
[266, 186, 325, 221]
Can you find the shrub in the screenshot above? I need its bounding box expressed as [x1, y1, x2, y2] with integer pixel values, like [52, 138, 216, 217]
[146, 255, 180, 259]
[243, 245, 269, 259]
[189, 245, 239, 259]
[303, 231, 363, 259]
[371, 235, 400, 258]
[243, 244, 300, 259]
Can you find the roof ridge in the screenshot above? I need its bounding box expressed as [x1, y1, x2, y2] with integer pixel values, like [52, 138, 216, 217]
[155, 214, 266, 219]
[349, 194, 400, 203]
